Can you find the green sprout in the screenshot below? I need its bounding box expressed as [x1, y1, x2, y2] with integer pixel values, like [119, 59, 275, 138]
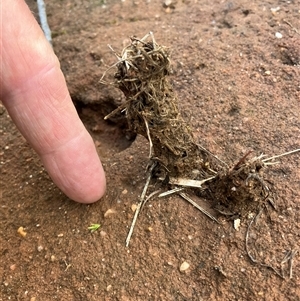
[88, 223, 101, 233]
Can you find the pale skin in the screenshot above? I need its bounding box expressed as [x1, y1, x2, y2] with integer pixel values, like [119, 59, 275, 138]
[0, 0, 106, 203]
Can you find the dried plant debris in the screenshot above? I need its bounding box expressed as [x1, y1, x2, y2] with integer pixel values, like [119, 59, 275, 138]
[104, 32, 212, 180]
[102, 32, 300, 276]
[246, 211, 298, 279]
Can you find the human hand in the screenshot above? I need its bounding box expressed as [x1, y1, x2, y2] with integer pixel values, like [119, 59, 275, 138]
[0, 0, 106, 203]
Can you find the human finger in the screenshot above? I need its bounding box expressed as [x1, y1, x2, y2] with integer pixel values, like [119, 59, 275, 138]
[0, 0, 106, 203]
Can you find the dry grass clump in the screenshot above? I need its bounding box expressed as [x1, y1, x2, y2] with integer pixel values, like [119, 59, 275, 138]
[101, 32, 299, 277]
[111, 33, 212, 180]
[104, 32, 276, 217]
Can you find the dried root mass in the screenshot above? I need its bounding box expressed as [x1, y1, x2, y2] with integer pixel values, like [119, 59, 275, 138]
[104, 32, 284, 218]
[113, 33, 210, 179]
[102, 32, 299, 276]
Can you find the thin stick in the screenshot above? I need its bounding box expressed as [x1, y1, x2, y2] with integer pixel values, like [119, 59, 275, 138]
[159, 187, 185, 197]
[246, 212, 284, 279]
[179, 192, 219, 223]
[232, 151, 252, 170]
[125, 163, 155, 247]
[263, 161, 280, 166]
[141, 189, 161, 211]
[104, 102, 128, 120]
[125, 202, 142, 247]
[262, 149, 300, 162]
[143, 116, 154, 159]
[197, 143, 229, 168]
[104, 90, 145, 120]
[283, 19, 300, 35]
[289, 249, 298, 279]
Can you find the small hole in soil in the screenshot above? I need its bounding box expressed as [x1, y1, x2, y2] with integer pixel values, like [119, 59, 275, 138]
[74, 98, 136, 158]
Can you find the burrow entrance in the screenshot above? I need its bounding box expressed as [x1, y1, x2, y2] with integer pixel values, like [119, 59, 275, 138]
[74, 98, 136, 158]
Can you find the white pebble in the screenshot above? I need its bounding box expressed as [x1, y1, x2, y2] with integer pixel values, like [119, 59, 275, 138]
[275, 32, 283, 39]
[179, 261, 190, 272]
[131, 204, 138, 212]
[234, 219, 241, 231]
[270, 7, 280, 13]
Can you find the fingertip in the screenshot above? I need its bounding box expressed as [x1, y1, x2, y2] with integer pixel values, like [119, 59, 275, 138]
[72, 167, 107, 204]
[40, 130, 107, 205]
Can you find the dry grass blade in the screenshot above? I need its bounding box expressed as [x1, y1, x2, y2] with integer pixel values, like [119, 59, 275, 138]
[179, 192, 219, 223]
[125, 163, 155, 247]
[245, 212, 284, 279]
[168, 176, 216, 188]
[262, 148, 300, 162]
[159, 187, 185, 197]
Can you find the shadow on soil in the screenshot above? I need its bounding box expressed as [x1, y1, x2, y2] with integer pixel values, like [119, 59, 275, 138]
[74, 98, 136, 157]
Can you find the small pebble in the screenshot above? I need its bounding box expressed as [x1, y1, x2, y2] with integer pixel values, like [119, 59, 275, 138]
[275, 32, 283, 39]
[100, 230, 107, 237]
[37, 245, 44, 252]
[17, 227, 27, 238]
[131, 204, 138, 212]
[270, 7, 280, 13]
[257, 291, 264, 296]
[234, 219, 241, 231]
[10, 264, 16, 271]
[106, 284, 112, 292]
[122, 189, 128, 195]
[164, 0, 173, 6]
[179, 261, 190, 272]
[104, 209, 116, 217]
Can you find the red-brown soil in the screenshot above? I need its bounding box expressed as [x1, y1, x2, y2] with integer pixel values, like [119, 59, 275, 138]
[1, 0, 299, 300]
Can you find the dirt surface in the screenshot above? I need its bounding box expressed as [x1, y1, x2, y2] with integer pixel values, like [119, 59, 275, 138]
[1, 0, 300, 300]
